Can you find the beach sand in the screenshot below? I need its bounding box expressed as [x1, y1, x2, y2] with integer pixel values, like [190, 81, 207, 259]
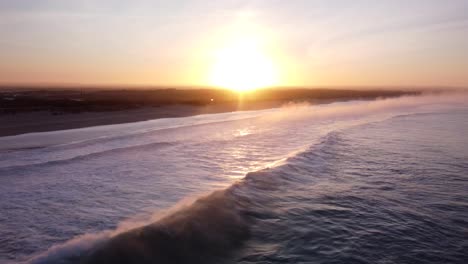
[0, 101, 281, 137]
[0, 88, 419, 137]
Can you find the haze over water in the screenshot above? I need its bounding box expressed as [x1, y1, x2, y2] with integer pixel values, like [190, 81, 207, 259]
[1, 94, 467, 263]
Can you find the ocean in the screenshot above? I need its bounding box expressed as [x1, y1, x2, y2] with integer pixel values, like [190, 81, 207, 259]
[0, 94, 467, 264]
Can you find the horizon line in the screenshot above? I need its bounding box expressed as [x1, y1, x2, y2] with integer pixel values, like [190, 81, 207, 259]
[0, 83, 466, 91]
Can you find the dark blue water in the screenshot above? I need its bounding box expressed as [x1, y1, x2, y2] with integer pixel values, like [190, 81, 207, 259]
[236, 110, 468, 263]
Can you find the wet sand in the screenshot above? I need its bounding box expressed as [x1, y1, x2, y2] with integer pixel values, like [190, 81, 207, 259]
[0, 88, 419, 137]
[0, 101, 281, 137]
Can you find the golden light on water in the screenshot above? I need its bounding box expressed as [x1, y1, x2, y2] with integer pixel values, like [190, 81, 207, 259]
[209, 37, 280, 92]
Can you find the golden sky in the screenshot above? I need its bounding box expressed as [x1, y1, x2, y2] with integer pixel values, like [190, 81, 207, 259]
[0, 1, 467, 88]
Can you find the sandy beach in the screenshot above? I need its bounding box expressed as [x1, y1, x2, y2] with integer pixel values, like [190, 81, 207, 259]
[0, 101, 282, 137]
[0, 88, 419, 137]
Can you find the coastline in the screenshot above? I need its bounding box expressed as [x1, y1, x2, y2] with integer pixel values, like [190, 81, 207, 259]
[0, 88, 420, 137]
[0, 101, 283, 137]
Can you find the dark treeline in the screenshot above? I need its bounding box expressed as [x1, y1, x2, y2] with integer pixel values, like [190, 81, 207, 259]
[0, 87, 419, 114]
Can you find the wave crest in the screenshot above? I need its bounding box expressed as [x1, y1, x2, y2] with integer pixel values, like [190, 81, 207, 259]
[28, 188, 251, 264]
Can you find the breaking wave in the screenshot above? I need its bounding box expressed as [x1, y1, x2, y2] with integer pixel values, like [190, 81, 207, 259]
[24, 130, 347, 264]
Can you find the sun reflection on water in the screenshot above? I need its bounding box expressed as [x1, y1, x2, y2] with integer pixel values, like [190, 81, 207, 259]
[235, 128, 252, 137]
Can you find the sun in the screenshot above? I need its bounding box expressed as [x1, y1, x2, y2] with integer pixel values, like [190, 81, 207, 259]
[209, 38, 279, 92]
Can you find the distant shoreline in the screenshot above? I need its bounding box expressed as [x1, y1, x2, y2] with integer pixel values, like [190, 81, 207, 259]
[0, 88, 419, 137]
[0, 101, 283, 137]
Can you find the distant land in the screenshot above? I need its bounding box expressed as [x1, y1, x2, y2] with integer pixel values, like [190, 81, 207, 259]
[0, 87, 421, 137]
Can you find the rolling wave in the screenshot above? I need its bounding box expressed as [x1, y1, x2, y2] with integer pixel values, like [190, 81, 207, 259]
[27, 186, 252, 264]
[0, 141, 177, 171]
[24, 130, 346, 264]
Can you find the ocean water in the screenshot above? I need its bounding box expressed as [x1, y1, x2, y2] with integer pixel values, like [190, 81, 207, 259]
[0, 94, 467, 264]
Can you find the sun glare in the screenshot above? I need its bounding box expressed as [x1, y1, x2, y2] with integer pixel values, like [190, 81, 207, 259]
[209, 38, 279, 92]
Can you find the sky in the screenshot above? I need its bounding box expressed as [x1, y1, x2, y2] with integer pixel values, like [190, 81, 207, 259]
[0, 0, 467, 88]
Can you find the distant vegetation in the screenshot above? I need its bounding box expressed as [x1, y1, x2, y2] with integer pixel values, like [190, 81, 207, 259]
[0, 87, 419, 114]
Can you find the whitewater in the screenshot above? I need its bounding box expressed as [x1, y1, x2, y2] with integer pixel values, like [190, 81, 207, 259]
[0, 93, 467, 264]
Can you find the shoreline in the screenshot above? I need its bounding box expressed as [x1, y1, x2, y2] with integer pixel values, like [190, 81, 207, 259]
[0, 101, 284, 137]
[1, 88, 421, 137]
